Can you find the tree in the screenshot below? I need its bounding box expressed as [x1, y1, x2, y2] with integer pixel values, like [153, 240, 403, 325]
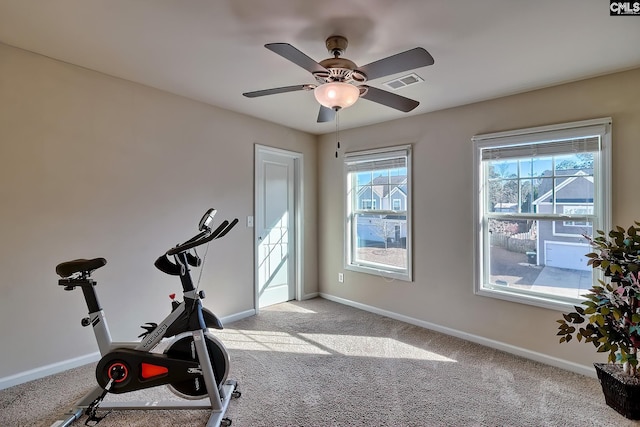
[371, 217, 395, 249]
[556, 153, 594, 170]
[488, 164, 518, 210]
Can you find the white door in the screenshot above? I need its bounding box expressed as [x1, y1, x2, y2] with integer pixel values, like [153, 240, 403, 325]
[255, 146, 298, 309]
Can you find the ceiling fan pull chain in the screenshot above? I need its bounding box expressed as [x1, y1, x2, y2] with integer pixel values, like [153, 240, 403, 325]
[335, 110, 340, 158]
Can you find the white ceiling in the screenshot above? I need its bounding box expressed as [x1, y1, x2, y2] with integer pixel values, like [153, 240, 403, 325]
[1, 1, 639, 135]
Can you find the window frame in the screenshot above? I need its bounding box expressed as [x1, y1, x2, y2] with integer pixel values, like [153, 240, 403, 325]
[344, 145, 412, 281]
[472, 118, 611, 310]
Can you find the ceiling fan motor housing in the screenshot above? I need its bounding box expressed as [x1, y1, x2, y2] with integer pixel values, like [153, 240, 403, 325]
[326, 35, 348, 56]
[313, 36, 368, 85]
[313, 66, 366, 85]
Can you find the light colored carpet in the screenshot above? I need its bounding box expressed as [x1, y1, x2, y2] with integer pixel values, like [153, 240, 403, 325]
[0, 298, 634, 426]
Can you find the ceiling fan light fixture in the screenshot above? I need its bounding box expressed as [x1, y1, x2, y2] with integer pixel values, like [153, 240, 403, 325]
[313, 82, 360, 110]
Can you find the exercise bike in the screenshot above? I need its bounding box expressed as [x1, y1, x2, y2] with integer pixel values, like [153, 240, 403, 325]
[53, 209, 241, 427]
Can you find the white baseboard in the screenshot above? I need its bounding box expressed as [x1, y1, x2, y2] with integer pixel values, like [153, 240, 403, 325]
[1, 308, 257, 390]
[220, 308, 255, 325]
[0, 352, 101, 390]
[302, 292, 319, 300]
[319, 293, 596, 378]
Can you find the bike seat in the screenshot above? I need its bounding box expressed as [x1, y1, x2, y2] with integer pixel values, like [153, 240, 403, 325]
[56, 258, 107, 278]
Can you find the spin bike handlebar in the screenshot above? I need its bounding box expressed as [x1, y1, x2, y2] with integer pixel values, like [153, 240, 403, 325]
[166, 218, 238, 256]
[154, 209, 238, 277]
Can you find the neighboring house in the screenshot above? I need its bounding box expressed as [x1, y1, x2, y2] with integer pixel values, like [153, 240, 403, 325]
[356, 175, 407, 211]
[532, 169, 593, 271]
[356, 175, 408, 247]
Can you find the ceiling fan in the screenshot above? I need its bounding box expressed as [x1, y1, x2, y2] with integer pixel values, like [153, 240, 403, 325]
[242, 35, 434, 123]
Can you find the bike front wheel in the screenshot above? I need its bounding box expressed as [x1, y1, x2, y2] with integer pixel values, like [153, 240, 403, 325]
[164, 331, 230, 399]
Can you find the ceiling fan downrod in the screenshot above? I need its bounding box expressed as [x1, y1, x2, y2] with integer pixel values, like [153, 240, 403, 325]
[326, 35, 348, 57]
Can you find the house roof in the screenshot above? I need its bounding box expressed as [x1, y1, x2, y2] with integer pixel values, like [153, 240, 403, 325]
[533, 170, 594, 205]
[358, 175, 407, 199]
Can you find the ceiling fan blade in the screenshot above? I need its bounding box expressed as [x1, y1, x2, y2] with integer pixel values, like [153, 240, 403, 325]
[265, 43, 328, 74]
[317, 106, 336, 123]
[360, 86, 420, 112]
[357, 48, 434, 81]
[243, 85, 309, 98]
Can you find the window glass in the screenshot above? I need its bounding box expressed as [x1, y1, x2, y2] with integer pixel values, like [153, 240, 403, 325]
[473, 119, 610, 309]
[345, 146, 412, 281]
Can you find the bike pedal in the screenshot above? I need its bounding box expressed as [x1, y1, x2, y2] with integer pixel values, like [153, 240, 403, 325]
[137, 322, 158, 338]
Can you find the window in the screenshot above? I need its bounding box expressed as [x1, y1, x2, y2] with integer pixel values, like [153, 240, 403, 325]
[362, 199, 376, 209]
[562, 205, 594, 227]
[345, 145, 412, 281]
[473, 118, 611, 310]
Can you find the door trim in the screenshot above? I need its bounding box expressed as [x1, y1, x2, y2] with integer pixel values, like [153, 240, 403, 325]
[254, 145, 303, 314]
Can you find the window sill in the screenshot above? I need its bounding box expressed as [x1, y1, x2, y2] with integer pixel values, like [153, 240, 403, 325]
[474, 286, 581, 312]
[345, 263, 412, 282]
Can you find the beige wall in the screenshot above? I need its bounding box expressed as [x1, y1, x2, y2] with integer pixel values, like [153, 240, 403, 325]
[318, 68, 640, 372]
[0, 43, 317, 379]
[3, 37, 640, 383]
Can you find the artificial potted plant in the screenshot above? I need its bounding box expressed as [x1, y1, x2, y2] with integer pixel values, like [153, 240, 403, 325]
[557, 222, 640, 419]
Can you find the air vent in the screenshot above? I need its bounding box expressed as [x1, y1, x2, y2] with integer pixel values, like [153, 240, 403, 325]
[382, 73, 424, 90]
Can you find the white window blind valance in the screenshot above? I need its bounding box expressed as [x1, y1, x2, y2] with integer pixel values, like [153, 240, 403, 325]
[344, 146, 410, 173]
[481, 136, 601, 161]
[473, 119, 610, 161]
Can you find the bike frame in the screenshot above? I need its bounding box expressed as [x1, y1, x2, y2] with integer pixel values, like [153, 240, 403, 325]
[53, 214, 239, 427]
[84, 285, 210, 356]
